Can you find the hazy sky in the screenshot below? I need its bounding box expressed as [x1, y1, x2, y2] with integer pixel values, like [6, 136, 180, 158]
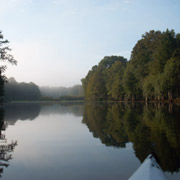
[1, 0, 180, 87]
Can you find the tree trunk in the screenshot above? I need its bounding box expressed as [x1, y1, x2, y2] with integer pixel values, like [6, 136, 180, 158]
[168, 103, 173, 113]
[168, 91, 173, 102]
[131, 95, 135, 101]
[145, 96, 148, 102]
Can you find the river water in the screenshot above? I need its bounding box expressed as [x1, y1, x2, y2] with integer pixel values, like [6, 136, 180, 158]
[0, 102, 180, 180]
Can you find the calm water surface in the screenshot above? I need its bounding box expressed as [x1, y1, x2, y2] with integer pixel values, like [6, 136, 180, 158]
[0, 102, 180, 180]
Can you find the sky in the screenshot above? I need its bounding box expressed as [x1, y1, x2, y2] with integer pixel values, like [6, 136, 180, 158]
[0, 0, 180, 87]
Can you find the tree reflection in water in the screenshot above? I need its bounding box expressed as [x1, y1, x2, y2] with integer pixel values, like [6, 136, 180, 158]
[82, 103, 180, 173]
[0, 108, 17, 178]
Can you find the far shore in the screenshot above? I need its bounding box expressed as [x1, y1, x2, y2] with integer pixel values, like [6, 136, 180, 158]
[3, 99, 180, 106]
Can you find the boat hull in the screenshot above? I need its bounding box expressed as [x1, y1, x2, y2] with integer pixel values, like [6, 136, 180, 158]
[128, 154, 168, 180]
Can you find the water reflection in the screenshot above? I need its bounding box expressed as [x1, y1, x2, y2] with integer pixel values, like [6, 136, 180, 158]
[4, 103, 41, 125]
[4, 103, 84, 126]
[2, 102, 180, 179]
[0, 108, 17, 178]
[82, 103, 180, 173]
[40, 102, 84, 117]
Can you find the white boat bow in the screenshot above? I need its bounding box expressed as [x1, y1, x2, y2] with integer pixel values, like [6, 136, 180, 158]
[128, 154, 168, 180]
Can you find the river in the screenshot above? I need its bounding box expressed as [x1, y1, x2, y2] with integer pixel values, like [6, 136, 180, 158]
[0, 102, 179, 180]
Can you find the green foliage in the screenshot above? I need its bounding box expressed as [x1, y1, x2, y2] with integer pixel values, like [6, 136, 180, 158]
[161, 48, 180, 99]
[123, 65, 139, 100]
[106, 61, 126, 100]
[82, 56, 127, 101]
[82, 29, 180, 101]
[86, 69, 107, 101]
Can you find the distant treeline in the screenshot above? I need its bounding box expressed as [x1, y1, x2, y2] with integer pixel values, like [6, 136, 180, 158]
[5, 77, 41, 101]
[40, 85, 83, 98]
[4, 77, 83, 101]
[82, 29, 180, 102]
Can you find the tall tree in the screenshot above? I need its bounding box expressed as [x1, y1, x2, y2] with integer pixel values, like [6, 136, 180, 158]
[106, 60, 127, 100]
[82, 56, 127, 101]
[161, 48, 180, 101]
[0, 31, 17, 101]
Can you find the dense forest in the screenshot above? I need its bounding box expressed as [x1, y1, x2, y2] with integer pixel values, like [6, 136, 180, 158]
[82, 29, 180, 102]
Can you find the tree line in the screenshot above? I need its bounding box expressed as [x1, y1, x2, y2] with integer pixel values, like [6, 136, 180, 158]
[82, 29, 180, 102]
[5, 77, 41, 101]
[4, 77, 83, 102]
[40, 85, 83, 99]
